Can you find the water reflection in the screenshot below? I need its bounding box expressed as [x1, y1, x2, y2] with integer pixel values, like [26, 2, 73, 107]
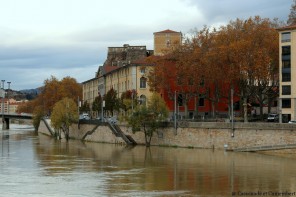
[1, 125, 296, 196]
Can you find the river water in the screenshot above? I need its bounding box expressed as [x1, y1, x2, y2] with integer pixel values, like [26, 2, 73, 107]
[1, 124, 296, 197]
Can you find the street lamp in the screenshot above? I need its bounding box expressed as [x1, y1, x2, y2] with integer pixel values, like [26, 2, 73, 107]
[7, 82, 10, 114]
[1, 80, 5, 127]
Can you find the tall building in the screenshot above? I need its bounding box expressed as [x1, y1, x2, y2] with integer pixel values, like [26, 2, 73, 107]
[153, 29, 182, 56]
[103, 45, 153, 106]
[278, 24, 296, 122]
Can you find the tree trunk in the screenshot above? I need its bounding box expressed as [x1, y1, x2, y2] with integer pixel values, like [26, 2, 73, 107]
[211, 101, 215, 118]
[194, 96, 199, 119]
[244, 97, 248, 123]
[184, 100, 189, 119]
[144, 126, 151, 147]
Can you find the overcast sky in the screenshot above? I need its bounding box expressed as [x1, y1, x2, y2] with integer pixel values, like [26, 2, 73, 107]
[0, 0, 292, 90]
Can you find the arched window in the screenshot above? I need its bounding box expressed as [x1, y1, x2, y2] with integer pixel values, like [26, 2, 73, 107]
[140, 77, 147, 88]
[139, 95, 146, 106]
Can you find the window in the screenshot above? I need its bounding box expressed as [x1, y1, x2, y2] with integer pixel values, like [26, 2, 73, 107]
[281, 32, 291, 42]
[140, 77, 147, 88]
[177, 94, 183, 106]
[282, 99, 291, 108]
[282, 73, 291, 82]
[139, 95, 146, 106]
[199, 98, 204, 107]
[140, 68, 146, 74]
[282, 60, 291, 68]
[282, 85, 291, 95]
[166, 40, 171, 47]
[282, 46, 291, 56]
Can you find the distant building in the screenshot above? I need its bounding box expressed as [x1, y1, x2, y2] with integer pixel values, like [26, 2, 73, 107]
[0, 98, 26, 114]
[153, 29, 182, 56]
[81, 76, 99, 117]
[277, 24, 296, 122]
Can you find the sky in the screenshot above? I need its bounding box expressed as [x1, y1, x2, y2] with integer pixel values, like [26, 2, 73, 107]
[0, 0, 292, 90]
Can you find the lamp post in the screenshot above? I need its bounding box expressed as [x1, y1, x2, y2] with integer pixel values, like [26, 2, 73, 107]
[7, 82, 10, 114]
[1, 80, 5, 128]
[174, 91, 177, 135]
[231, 87, 234, 137]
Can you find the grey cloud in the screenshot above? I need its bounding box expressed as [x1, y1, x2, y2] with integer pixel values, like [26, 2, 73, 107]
[185, 0, 291, 25]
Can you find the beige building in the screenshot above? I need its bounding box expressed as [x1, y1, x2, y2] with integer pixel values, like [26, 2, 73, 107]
[81, 77, 99, 116]
[153, 29, 182, 56]
[278, 24, 296, 122]
[105, 60, 153, 106]
[82, 29, 182, 117]
[103, 45, 153, 106]
[0, 98, 25, 114]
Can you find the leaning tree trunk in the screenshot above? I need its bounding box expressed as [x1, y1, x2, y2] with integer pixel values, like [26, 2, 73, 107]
[61, 125, 70, 141]
[144, 125, 153, 147]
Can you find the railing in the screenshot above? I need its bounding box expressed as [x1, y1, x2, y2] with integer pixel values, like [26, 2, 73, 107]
[107, 121, 136, 145]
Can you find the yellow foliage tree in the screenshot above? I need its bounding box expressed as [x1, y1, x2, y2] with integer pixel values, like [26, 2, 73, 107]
[50, 98, 78, 140]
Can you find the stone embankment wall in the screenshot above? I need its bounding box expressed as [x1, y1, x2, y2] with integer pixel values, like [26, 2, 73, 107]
[38, 120, 296, 150]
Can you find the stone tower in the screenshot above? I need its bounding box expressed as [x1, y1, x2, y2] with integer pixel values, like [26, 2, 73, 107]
[153, 29, 182, 56]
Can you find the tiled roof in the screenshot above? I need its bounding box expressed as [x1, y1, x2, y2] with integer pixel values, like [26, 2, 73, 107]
[277, 24, 296, 31]
[154, 29, 180, 34]
[103, 65, 118, 74]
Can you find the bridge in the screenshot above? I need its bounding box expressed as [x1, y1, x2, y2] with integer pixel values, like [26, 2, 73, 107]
[1, 113, 32, 130]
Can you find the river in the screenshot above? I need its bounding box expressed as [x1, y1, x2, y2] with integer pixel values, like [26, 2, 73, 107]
[1, 124, 296, 197]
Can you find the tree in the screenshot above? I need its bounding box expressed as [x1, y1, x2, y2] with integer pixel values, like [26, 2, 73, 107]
[127, 93, 169, 147]
[92, 95, 102, 116]
[207, 16, 279, 121]
[104, 88, 119, 116]
[147, 54, 196, 118]
[51, 98, 78, 140]
[288, 0, 296, 25]
[17, 75, 82, 116]
[120, 90, 137, 115]
[80, 100, 90, 114]
[32, 105, 45, 131]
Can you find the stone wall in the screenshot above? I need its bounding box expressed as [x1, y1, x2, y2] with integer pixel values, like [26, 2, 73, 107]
[38, 120, 296, 150]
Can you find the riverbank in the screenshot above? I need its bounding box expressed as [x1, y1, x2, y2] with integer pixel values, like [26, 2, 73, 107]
[38, 119, 296, 152]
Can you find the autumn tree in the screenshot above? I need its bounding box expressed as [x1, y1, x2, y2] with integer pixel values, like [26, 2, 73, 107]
[104, 88, 119, 116]
[120, 89, 138, 115]
[17, 76, 82, 117]
[288, 0, 296, 25]
[127, 93, 169, 147]
[204, 17, 279, 121]
[32, 105, 45, 131]
[51, 98, 78, 140]
[147, 53, 198, 119]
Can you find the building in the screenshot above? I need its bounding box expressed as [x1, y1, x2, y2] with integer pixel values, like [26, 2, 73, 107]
[153, 29, 182, 56]
[82, 29, 182, 118]
[0, 98, 25, 114]
[103, 45, 153, 106]
[82, 44, 154, 117]
[81, 76, 99, 117]
[278, 24, 296, 122]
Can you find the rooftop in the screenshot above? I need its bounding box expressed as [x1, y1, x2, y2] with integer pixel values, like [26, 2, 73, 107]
[277, 24, 296, 31]
[154, 29, 180, 34]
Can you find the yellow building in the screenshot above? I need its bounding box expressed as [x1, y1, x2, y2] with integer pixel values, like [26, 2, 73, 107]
[278, 24, 296, 122]
[153, 29, 182, 56]
[103, 45, 153, 106]
[81, 77, 99, 117]
[82, 30, 181, 118]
